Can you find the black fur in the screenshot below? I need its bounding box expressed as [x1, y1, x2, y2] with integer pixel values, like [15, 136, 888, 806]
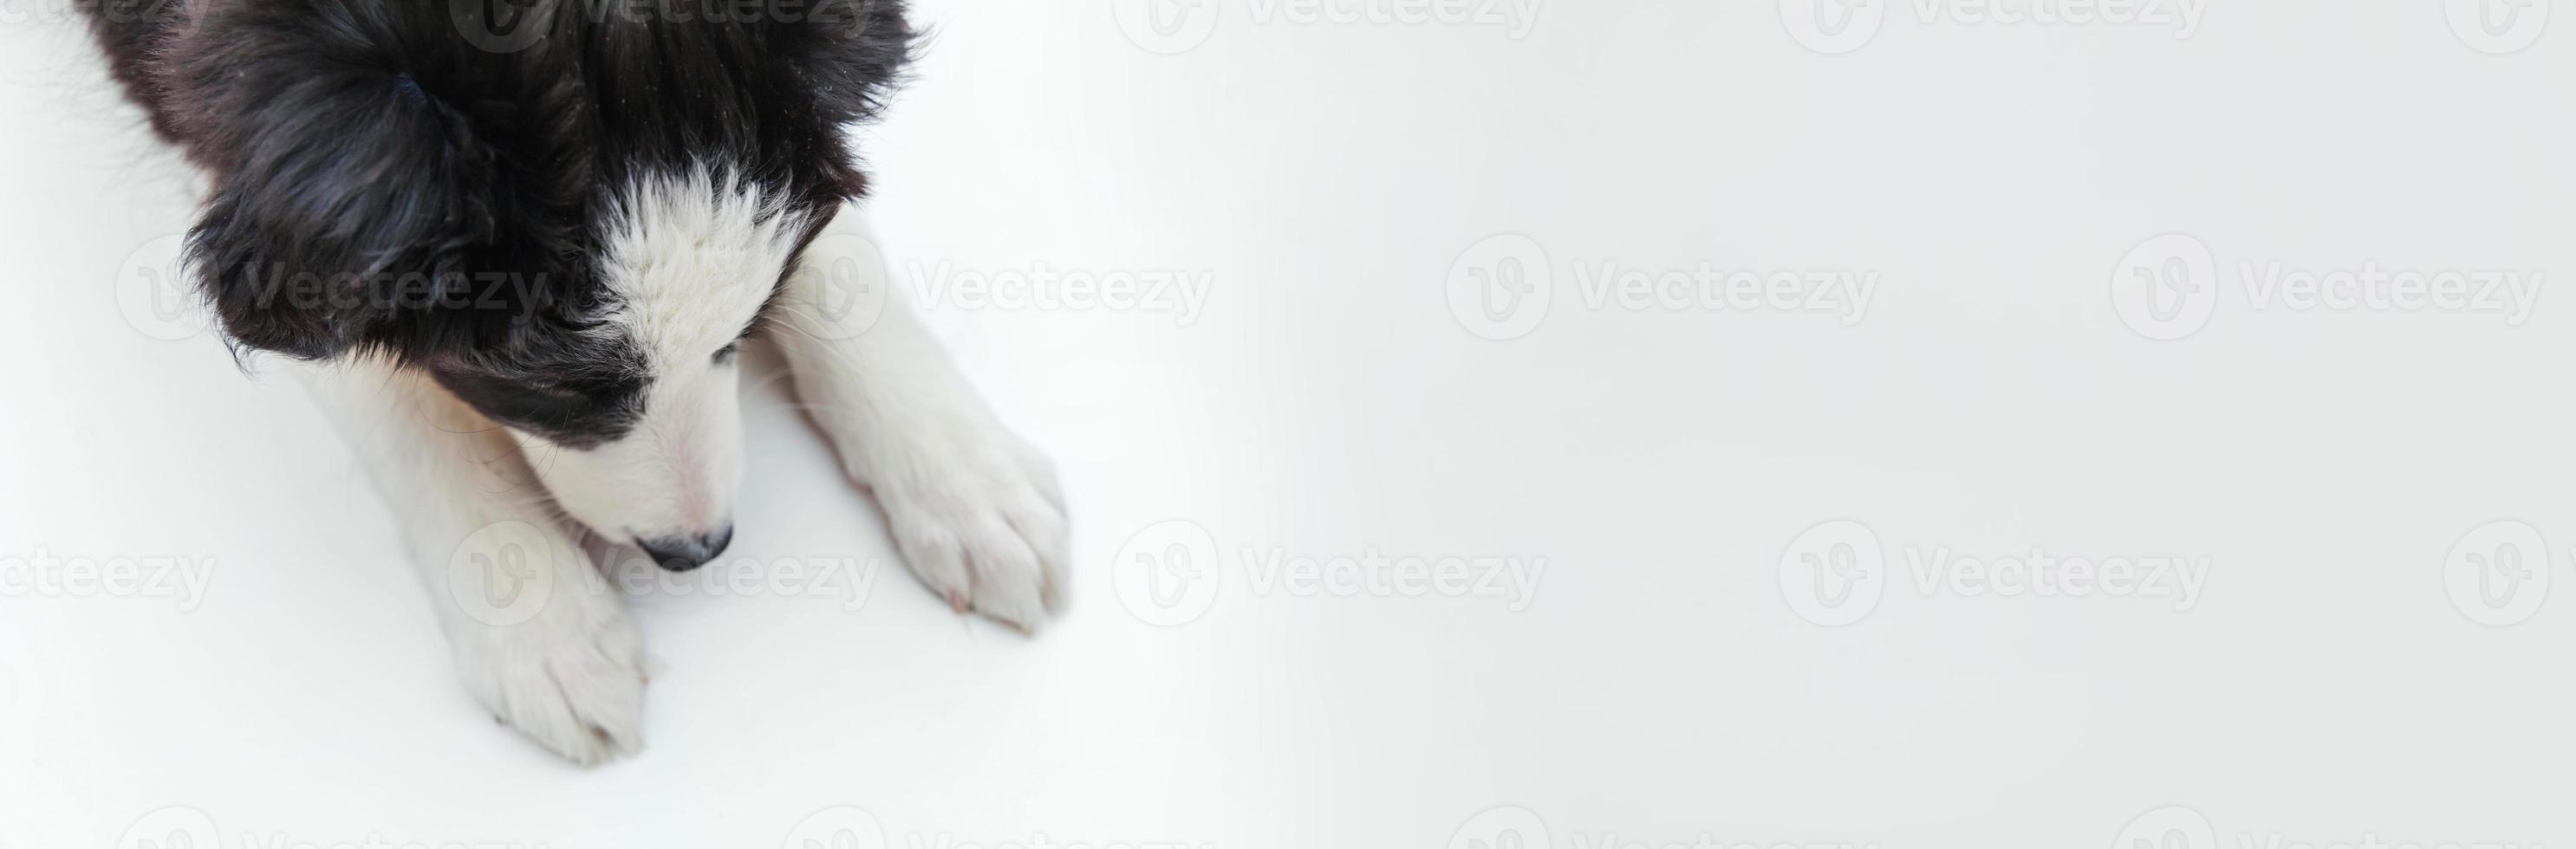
[82, 0, 911, 443]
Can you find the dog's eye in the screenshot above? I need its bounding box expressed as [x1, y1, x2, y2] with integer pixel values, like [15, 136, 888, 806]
[712, 341, 741, 365]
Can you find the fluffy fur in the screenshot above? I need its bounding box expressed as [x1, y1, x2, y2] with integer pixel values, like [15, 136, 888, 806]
[81, 0, 1068, 763]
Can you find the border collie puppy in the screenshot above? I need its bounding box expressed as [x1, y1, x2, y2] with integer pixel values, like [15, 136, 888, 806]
[81, 0, 1066, 763]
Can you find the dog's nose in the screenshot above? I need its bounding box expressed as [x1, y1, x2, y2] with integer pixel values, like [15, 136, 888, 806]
[638, 524, 733, 572]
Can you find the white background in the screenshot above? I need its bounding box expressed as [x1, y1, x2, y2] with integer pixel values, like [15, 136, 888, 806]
[3, 1, 2574, 846]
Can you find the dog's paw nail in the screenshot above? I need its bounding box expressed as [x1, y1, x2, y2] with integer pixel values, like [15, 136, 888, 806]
[454, 594, 647, 765]
[881, 435, 1070, 631]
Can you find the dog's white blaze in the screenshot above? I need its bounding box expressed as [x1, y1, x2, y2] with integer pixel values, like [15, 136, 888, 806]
[524, 167, 803, 545]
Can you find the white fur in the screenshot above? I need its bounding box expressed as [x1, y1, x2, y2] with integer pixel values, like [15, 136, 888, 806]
[770, 210, 1069, 629]
[516, 168, 799, 548]
[296, 358, 645, 764]
[289, 188, 1064, 764]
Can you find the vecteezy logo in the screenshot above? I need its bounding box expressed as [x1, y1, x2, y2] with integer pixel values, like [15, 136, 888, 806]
[450, 0, 555, 55]
[1447, 806, 1551, 849]
[2447, 0, 2551, 55]
[1779, 519, 1887, 625]
[2110, 234, 2219, 340]
[2444, 519, 2550, 625]
[1114, 0, 1221, 54]
[1779, 0, 1886, 54]
[1111, 519, 1223, 625]
[114, 234, 207, 341]
[117, 806, 223, 849]
[790, 230, 893, 341]
[782, 807, 888, 849]
[2112, 806, 2216, 849]
[1447, 234, 1554, 340]
[446, 521, 556, 627]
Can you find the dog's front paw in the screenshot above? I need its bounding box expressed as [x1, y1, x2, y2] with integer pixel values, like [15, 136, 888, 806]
[446, 578, 646, 765]
[877, 428, 1068, 631]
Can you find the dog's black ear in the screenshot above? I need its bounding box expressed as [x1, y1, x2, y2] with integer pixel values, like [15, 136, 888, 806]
[803, 0, 915, 120]
[794, 0, 915, 195]
[170, 2, 499, 360]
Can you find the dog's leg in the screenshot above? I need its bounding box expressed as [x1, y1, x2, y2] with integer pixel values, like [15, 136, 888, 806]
[296, 357, 644, 764]
[769, 209, 1069, 629]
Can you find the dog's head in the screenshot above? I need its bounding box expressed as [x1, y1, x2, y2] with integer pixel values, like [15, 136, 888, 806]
[160, 0, 911, 568]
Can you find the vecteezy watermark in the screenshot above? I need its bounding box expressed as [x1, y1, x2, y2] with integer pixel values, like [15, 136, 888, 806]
[114, 233, 210, 341]
[451, 0, 907, 54]
[1109, 519, 1545, 626]
[2111, 804, 2548, 849]
[2443, 519, 2554, 626]
[1447, 806, 1879, 849]
[783, 807, 888, 849]
[602, 552, 882, 612]
[1446, 234, 1876, 340]
[1779, 0, 2209, 55]
[0, 548, 215, 612]
[784, 229, 894, 342]
[1, 0, 184, 29]
[1112, 0, 1223, 54]
[1448, 807, 1552, 849]
[444, 521, 888, 626]
[1113, 0, 1542, 55]
[780, 806, 1213, 849]
[118, 805, 553, 849]
[112, 231, 564, 342]
[907, 261, 1213, 326]
[0, 0, 66, 27]
[2109, 234, 2543, 340]
[900, 835, 1213, 849]
[232, 265, 556, 320]
[445, 521, 563, 628]
[1777, 519, 2209, 626]
[2447, 0, 2552, 55]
